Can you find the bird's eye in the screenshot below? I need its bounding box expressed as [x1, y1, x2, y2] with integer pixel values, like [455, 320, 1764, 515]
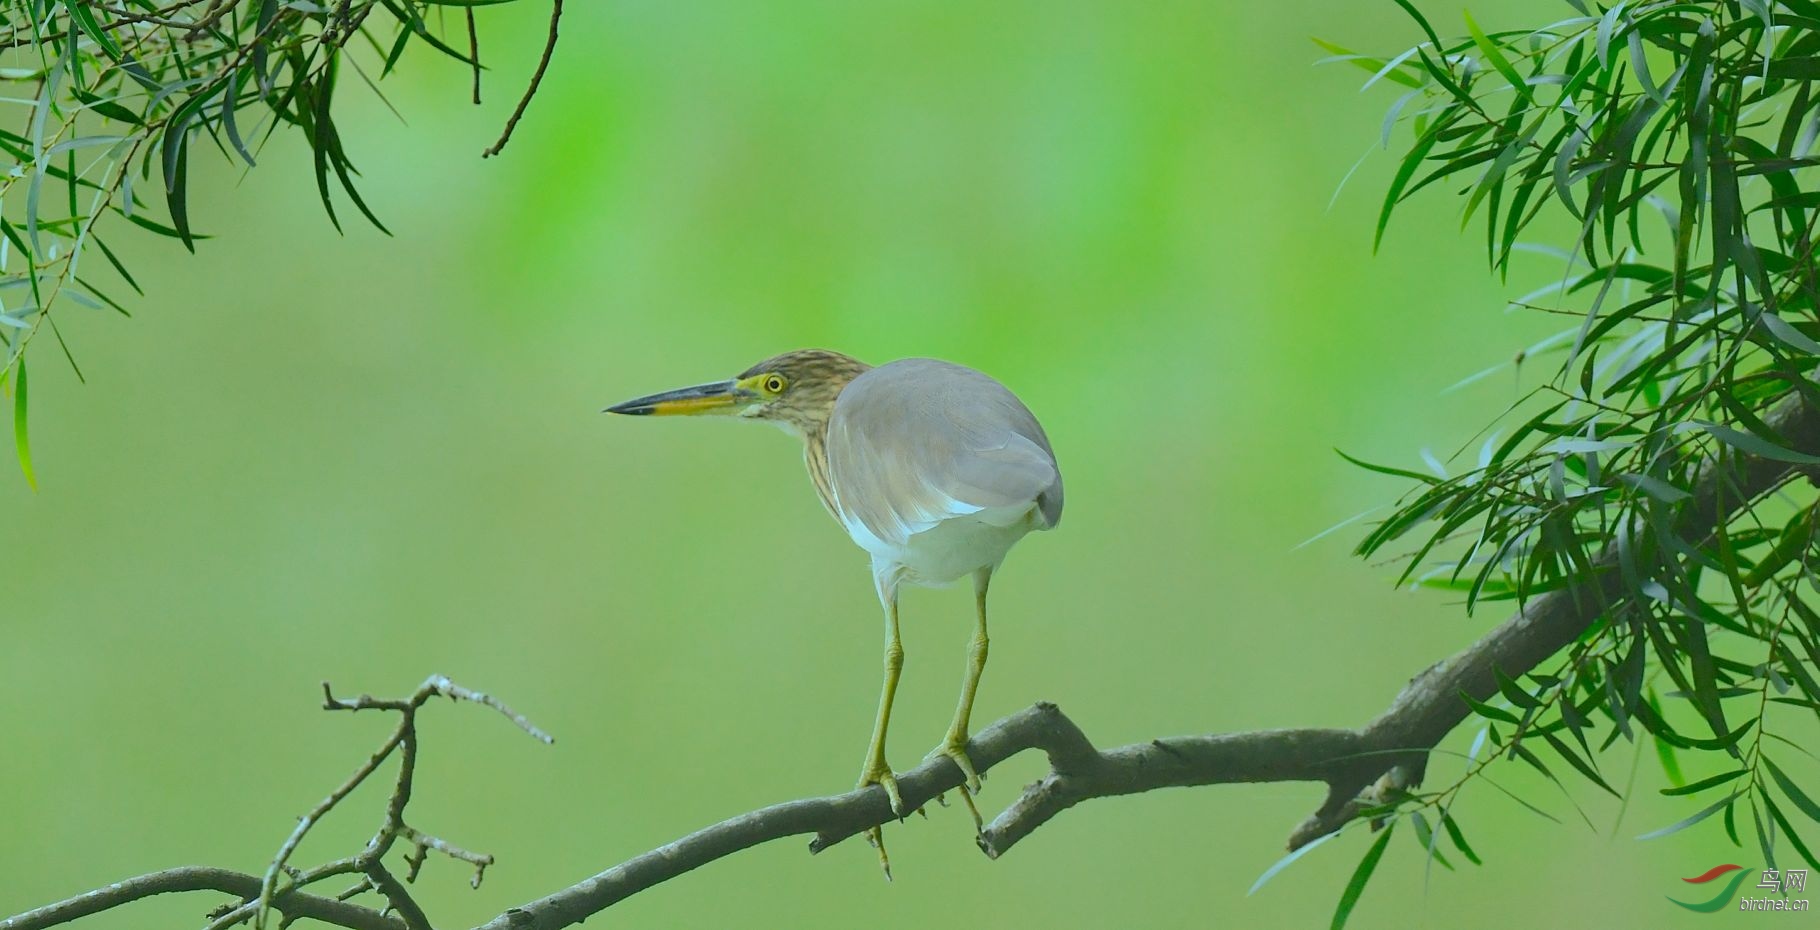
[764, 375, 786, 394]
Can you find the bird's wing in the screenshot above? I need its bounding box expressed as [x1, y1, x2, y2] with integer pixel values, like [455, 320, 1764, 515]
[824, 359, 1063, 548]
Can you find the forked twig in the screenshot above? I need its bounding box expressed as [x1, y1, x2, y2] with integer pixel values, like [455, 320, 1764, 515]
[243, 675, 552, 930]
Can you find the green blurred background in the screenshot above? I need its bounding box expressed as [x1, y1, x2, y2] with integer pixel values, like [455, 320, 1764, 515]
[1, 1, 1795, 927]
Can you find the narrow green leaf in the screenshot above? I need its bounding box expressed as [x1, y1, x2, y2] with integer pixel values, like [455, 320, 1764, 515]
[1312, 39, 1426, 89]
[1496, 670, 1544, 709]
[1766, 56, 1820, 79]
[1335, 448, 1442, 485]
[164, 139, 194, 253]
[67, 1, 123, 60]
[383, 20, 415, 74]
[1638, 791, 1740, 840]
[1465, 12, 1534, 103]
[1678, 618, 1734, 754]
[1760, 312, 1820, 355]
[1596, 3, 1623, 65]
[1480, 772, 1563, 823]
[1616, 473, 1691, 504]
[1764, 759, 1820, 823]
[1541, 731, 1621, 797]
[1765, 796, 1820, 871]
[1409, 812, 1454, 872]
[1440, 812, 1482, 865]
[1331, 825, 1394, 930]
[376, 0, 483, 66]
[1693, 422, 1820, 465]
[1752, 801, 1776, 871]
[1376, 117, 1447, 250]
[12, 356, 33, 491]
[1463, 690, 1522, 725]
[119, 211, 204, 242]
[1248, 830, 1339, 896]
[1660, 769, 1747, 797]
[1626, 30, 1671, 106]
[1391, 0, 1443, 50]
[74, 89, 139, 126]
[90, 237, 142, 297]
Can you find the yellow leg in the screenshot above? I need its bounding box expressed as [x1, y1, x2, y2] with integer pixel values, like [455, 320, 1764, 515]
[859, 571, 906, 878]
[928, 568, 991, 831]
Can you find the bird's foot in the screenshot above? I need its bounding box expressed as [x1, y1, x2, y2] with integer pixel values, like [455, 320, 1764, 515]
[926, 735, 983, 793]
[925, 736, 984, 832]
[857, 757, 906, 818]
[856, 759, 904, 881]
[864, 825, 893, 881]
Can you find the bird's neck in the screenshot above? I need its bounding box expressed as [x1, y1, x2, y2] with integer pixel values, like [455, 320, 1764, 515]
[802, 425, 841, 520]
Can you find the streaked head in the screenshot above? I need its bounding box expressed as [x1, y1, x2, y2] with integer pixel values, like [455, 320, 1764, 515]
[604, 349, 872, 437]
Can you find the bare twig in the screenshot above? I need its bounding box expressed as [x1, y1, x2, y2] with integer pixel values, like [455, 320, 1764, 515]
[362, 866, 430, 930]
[419, 675, 556, 744]
[253, 717, 407, 926]
[92, 3, 204, 28]
[0, 867, 402, 930]
[466, 7, 482, 105]
[181, 0, 241, 40]
[397, 827, 493, 889]
[204, 859, 365, 930]
[481, 0, 562, 158]
[247, 675, 551, 930]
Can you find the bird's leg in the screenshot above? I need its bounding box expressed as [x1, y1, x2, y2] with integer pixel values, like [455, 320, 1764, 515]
[858, 589, 906, 876]
[928, 567, 991, 830]
[857, 576, 907, 877]
[858, 596, 906, 814]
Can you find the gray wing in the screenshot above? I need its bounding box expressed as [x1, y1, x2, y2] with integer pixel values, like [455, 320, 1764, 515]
[824, 358, 1063, 548]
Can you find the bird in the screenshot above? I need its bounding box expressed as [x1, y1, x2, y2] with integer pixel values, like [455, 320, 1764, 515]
[605, 349, 1062, 871]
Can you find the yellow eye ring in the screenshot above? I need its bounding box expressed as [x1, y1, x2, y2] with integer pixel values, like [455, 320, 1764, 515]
[764, 375, 786, 393]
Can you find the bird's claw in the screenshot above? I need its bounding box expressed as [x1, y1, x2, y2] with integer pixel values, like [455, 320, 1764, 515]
[926, 737, 985, 832]
[926, 737, 983, 795]
[857, 756, 905, 879]
[864, 826, 893, 881]
[858, 760, 906, 819]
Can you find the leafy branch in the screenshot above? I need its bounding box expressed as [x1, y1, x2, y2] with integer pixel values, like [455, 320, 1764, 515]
[0, 0, 563, 487]
[1310, 0, 1820, 915]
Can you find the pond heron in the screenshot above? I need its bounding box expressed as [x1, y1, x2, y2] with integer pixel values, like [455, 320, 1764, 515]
[606, 349, 1063, 871]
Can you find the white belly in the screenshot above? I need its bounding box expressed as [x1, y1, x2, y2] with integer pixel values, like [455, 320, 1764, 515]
[850, 504, 1039, 586]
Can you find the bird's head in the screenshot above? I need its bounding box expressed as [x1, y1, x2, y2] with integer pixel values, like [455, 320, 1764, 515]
[604, 349, 872, 438]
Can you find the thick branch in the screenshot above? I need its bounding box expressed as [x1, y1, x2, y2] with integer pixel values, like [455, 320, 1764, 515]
[471, 706, 1360, 930]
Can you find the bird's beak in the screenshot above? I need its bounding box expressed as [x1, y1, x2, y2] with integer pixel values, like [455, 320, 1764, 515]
[604, 379, 749, 416]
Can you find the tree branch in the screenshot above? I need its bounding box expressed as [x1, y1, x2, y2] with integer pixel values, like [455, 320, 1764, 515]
[480, 0, 563, 158]
[0, 868, 403, 930]
[8, 399, 1817, 930]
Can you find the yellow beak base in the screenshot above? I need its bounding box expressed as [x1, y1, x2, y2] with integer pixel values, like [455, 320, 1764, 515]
[604, 380, 743, 417]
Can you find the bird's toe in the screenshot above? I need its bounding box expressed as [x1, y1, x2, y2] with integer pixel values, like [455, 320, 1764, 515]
[927, 738, 983, 795]
[857, 764, 906, 818]
[926, 739, 985, 832]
